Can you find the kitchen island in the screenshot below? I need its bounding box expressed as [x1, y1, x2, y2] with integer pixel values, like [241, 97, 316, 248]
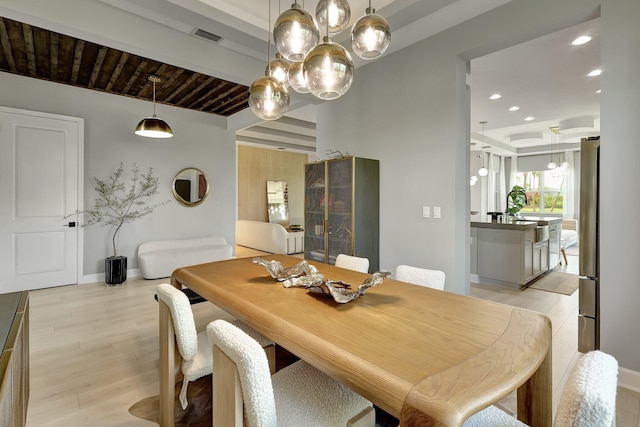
[471, 217, 562, 289]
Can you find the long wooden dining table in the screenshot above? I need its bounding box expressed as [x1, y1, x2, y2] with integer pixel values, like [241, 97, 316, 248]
[160, 255, 552, 427]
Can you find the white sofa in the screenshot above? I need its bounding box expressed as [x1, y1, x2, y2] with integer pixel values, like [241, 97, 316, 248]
[236, 220, 304, 254]
[138, 236, 233, 279]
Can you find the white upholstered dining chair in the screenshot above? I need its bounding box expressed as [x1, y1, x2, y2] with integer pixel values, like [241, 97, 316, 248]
[395, 264, 445, 290]
[156, 283, 275, 410]
[335, 254, 370, 273]
[463, 350, 618, 427]
[207, 319, 375, 427]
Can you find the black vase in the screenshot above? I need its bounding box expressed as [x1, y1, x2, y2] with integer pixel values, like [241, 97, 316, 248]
[105, 256, 127, 285]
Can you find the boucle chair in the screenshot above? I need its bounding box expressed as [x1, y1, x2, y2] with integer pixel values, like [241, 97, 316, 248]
[335, 254, 370, 273]
[463, 350, 618, 427]
[207, 319, 375, 427]
[395, 264, 445, 290]
[156, 284, 275, 410]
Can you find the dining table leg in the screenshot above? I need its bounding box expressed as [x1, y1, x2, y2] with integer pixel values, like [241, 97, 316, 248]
[159, 298, 176, 427]
[517, 344, 552, 427]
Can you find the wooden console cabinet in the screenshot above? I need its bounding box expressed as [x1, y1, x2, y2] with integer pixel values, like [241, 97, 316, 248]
[0, 291, 29, 427]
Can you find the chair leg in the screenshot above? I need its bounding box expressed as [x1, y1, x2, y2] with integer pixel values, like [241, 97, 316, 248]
[347, 406, 376, 427]
[213, 345, 244, 427]
[561, 248, 568, 265]
[264, 344, 276, 375]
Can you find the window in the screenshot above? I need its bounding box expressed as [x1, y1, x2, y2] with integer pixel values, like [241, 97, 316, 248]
[515, 169, 565, 213]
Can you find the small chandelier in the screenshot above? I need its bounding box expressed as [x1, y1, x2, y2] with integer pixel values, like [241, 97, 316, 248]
[316, 0, 351, 34]
[273, 2, 320, 62]
[249, 0, 290, 120]
[478, 121, 488, 177]
[135, 75, 173, 138]
[351, 0, 391, 60]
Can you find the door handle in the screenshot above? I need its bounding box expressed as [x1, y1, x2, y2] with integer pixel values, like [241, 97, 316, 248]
[64, 221, 76, 228]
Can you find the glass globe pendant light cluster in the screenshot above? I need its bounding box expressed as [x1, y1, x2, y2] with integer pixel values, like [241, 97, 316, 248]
[249, 0, 391, 120]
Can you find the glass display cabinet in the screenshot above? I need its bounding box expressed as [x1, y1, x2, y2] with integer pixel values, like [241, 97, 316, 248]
[304, 157, 379, 272]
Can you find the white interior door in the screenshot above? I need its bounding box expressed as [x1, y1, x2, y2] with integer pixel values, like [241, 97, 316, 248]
[0, 107, 82, 293]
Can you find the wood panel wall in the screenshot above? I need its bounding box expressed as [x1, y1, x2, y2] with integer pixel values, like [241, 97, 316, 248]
[237, 146, 308, 225]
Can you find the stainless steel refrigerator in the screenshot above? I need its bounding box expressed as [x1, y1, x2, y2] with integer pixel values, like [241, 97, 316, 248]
[578, 136, 600, 352]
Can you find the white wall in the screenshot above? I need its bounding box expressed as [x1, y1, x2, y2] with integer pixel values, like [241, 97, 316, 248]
[0, 73, 237, 276]
[317, 0, 600, 296]
[600, 0, 640, 372]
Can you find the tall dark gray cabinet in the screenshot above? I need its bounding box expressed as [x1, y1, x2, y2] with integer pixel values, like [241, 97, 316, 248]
[304, 157, 379, 272]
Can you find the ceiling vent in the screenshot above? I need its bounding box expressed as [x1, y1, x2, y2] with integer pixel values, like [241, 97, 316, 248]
[192, 28, 223, 43]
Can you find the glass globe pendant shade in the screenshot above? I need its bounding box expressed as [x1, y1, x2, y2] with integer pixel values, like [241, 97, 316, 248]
[135, 116, 173, 138]
[478, 167, 488, 177]
[303, 37, 354, 100]
[274, 2, 320, 62]
[351, 7, 391, 59]
[266, 53, 291, 88]
[547, 161, 557, 169]
[316, 0, 351, 34]
[288, 60, 310, 93]
[248, 75, 290, 120]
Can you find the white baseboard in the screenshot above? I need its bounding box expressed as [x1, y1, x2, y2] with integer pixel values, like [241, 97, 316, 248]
[80, 268, 141, 285]
[619, 367, 640, 393]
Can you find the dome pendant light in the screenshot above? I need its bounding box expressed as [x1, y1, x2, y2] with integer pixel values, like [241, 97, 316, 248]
[303, 2, 354, 100]
[274, 2, 320, 62]
[478, 121, 489, 177]
[135, 75, 173, 138]
[351, 0, 391, 60]
[316, 0, 351, 34]
[249, 0, 290, 120]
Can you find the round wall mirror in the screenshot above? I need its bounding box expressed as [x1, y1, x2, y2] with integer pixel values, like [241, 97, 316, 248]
[172, 167, 210, 207]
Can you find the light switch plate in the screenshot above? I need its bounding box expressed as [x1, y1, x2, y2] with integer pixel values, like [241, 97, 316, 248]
[422, 206, 430, 218]
[434, 206, 441, 218]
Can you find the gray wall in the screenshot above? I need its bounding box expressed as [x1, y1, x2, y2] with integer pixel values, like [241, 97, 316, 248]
[319, 0, 640, 372]
[317, 0, 600, 296]
[0, 72, 237, 276]
[600, 0, 640, 372]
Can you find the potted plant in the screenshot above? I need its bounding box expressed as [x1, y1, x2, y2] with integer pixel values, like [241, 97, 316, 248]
[506, 185, 528, 217]
[75, 163, 168, 285]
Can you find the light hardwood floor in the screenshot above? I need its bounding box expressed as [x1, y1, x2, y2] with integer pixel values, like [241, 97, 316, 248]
[24, 252, 639, 426]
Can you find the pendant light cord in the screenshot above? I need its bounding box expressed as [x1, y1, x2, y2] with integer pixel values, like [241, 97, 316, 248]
[152, 78, 157, 117]
[267, 0, 271, 76]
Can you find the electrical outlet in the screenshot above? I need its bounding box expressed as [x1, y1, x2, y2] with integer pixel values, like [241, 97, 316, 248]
[434, 206, 441, 218]
[422, 206, 430, 218]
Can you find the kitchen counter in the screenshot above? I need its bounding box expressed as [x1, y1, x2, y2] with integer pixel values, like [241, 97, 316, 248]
[471, 219, 552, 288]
[471, 219, 538, 230]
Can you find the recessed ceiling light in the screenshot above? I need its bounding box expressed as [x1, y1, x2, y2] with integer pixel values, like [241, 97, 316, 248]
[596, 89, 601, 94]
[489, 94, 501, 100]
[508, 106, 520, 111]
[572, 36, 592, 45]
[587, 69, 602, 77]
[524, 116, 535, 121]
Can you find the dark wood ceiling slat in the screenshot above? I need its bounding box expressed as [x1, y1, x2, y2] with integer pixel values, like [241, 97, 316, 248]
[185, 80, 225, 109]
[104, 51, 129, 92]
[88, 46, 107, 89]
[162, 72, 200, 103]
[121, 59, 148, 94]
[201, 84, 243, 111]
[0, 18, 17, 72]
[21, 24, 37, 77]
[178, 76, 216, 107]
[50, 32, 58, 80]
[215, 91, 249, 115]
[70, 39, 85, 84]
[0, 15, 250, 117]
